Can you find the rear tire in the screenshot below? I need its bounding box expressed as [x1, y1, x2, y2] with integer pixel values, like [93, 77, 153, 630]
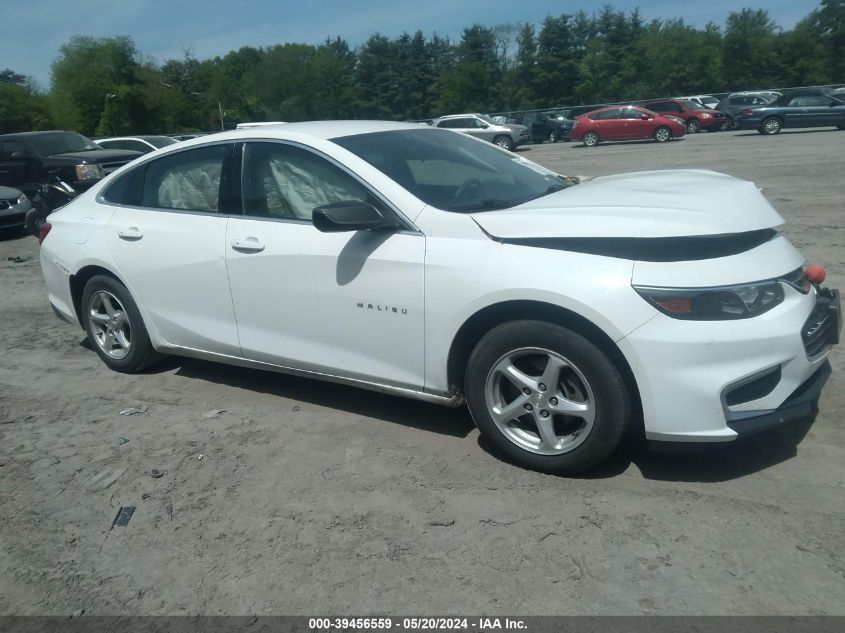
[81, 275, 161, 373]
[761, 117, 783, 135]
[465, 320, 631, 475]
[548, 130, 558, 143]
[582, 131, 599, 147]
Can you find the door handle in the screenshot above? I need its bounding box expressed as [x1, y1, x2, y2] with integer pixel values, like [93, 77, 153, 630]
[118, 227, 143, 241]
[231, 237, 265, 253]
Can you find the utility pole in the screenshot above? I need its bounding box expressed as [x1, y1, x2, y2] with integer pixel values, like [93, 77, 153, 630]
[218, 102, 225, 131]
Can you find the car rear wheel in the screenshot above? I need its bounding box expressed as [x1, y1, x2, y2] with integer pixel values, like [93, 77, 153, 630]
[548, 130, 558, 143]
[81, 275, 160, 373]
[493, 135, 513, 151]
[582, 132, 599, 147]
[653, 126, 672, 143]
[465, 320, 631, 474]
[686, 119, 700, 134]
[761, 117, 783, 135]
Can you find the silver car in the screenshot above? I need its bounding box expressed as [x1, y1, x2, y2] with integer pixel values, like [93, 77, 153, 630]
[0, 186, 33, 233]
[433, 114, 529, 151]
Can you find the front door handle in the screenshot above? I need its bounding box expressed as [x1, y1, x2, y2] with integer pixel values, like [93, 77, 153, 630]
[231, 237, 265, 253]
[118, 227, 143, 241]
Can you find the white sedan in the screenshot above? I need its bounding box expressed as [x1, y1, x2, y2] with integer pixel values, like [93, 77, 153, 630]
[37, 121, 839, 474]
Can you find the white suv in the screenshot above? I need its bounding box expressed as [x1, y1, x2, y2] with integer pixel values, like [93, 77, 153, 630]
[433, 114, 530, 150]
[37, 121, 839, 474]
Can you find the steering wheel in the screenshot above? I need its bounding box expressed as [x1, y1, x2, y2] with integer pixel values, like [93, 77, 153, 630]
[449, 178, 483, 205]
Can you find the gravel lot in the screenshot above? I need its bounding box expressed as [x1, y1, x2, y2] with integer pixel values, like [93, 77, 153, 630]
[1, 128, 843, 616]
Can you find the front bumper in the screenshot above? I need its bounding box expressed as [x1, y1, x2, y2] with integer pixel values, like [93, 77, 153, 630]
[619, 284, 839, 442]
[727, 361, 831, 436]
[0, 199, 33, 229]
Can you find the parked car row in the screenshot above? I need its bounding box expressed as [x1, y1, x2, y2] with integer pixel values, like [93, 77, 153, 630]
[568, 88, 844, 147]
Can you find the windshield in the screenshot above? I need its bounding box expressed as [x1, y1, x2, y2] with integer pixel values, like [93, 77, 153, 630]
[477, 114, 498, 125]
[26, 132, 101, 156]
[681, 100, 708, 111]
[333, 129, 572, 213]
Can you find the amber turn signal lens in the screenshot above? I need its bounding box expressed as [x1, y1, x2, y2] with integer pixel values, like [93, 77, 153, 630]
[654, 297, 693, 314]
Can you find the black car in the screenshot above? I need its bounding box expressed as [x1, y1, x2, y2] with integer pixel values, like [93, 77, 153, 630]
[507, 111, 572, 143]
[734, 91, 845, 135]
[0, 131, 142, 197]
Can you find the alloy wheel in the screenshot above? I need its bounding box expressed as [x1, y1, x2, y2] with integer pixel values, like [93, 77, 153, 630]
[484, 347, 596, 456]
[654, 127, 671, 142]
[763, 118, 782, 134]
[88, 290, 132, 359]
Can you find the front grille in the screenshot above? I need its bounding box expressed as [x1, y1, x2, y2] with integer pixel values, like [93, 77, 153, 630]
[0, 200, 10, 210]
[802, 298, 836, 358]
[100, 161, 131, 175]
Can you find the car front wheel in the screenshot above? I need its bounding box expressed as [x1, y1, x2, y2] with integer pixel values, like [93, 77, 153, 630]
[81, 275, 160, 373]
[686, 119, 700, 134]
[493, 135, 514, 151]
[653, 126, 672, 143]
[465, 320, 631, 474]
[548, 130, 558, 143]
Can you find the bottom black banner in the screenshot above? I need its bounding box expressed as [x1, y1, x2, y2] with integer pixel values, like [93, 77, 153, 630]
[0, 616, 843, 633]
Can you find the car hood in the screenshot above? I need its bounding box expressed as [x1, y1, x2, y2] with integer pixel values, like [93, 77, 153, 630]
[470, 170, 784, 239]
[0, 186, 22, 200]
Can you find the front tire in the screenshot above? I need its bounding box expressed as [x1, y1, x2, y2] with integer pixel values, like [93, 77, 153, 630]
[761, 117, 783, 135]
[548, 130, 558, 143]
[81, 275, 160, 373]
[582, 131, 599, 147]
[465, 320, 631, 474]
[653, 126, 672, 143]
[493, 135, 513, 151]
[686, 118, 700, 134]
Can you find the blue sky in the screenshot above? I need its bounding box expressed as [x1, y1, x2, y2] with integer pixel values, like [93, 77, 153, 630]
[2, 0, 821, 89]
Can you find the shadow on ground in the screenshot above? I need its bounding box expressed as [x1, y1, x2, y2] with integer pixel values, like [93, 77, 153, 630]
[78, 336, 816, 480]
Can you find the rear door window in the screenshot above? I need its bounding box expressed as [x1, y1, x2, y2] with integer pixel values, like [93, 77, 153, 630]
[142, 144, 230, 213]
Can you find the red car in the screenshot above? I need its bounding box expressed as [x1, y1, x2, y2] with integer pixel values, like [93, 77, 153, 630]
[571, 105, 686, 147]
[642, 99, 726, 133]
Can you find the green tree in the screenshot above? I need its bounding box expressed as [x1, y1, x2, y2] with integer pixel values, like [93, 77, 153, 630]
[723, 8, 779, 90]
[0, 70, 52, 133]
[50, 36, 144, 135]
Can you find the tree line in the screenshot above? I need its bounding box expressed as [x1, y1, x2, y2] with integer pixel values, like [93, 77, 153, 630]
[1, 1, 843, 136]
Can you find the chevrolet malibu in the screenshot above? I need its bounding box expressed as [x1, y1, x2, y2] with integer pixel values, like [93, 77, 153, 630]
[37, 122, 840, 474]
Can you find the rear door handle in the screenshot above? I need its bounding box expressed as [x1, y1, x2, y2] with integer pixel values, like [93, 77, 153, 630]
[118, 227, 143, 241]
[231, 237, 265, 253]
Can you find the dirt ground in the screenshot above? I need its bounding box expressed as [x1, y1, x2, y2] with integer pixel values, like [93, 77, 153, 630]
[1, 128, 843, 616]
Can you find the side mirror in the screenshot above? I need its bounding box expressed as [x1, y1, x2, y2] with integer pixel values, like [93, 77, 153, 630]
[313, 201, 391, 233]
[478, 123, 489, 129]
[641, 113, 650, 120]
[10, 151, 29, 160]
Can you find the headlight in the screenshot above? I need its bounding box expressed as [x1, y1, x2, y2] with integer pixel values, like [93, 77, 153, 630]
[701, 113, 712, 119]
[17, 193, 28, 204]
[75, 164, 104, 181]
[634, 280, 785, 320]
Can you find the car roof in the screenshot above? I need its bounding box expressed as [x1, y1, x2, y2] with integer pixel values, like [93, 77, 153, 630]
[0, 130, 80, 139]
[434, 114, 483, 120]
[209, 120, 430, 141]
